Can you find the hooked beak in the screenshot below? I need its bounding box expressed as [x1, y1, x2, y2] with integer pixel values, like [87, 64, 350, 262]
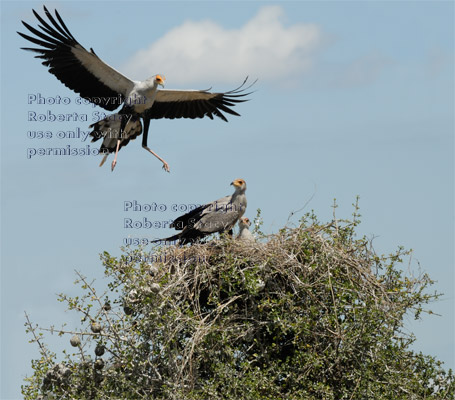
[156, 75, 166, 88]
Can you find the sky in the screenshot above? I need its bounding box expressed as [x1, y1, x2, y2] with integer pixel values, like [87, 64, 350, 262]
[1, 1, 454, 398]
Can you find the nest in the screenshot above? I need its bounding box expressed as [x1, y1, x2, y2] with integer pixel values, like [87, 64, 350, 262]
[111, 223, 402, 395]
[24, 220, 447, 400]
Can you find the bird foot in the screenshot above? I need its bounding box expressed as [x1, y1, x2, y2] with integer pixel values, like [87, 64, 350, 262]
[162, 161, 170, 173]
[111, 159, 117, 171]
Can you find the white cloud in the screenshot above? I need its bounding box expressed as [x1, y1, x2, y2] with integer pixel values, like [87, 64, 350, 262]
[122, 6, 322, 85]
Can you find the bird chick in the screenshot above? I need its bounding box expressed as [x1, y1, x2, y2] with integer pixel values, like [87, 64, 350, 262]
[237, 217, 255, 242]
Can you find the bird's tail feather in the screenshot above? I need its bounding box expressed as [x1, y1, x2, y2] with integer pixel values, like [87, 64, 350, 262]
[89, 113, 143, 156]
[150, 234, 181, 245]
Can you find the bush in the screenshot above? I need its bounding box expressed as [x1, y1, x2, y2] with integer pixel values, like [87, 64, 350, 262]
[22, 208, 454, 399]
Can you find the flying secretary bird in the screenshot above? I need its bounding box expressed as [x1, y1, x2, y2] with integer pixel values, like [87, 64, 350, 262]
[153, 179, 247, 245]
[18, 6, 254, 172]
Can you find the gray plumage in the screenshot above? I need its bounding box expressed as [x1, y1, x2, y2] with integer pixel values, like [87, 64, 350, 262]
[237, 217, 255, 242]
[89, 114, 142, 167]
[153, 179, 247, 245]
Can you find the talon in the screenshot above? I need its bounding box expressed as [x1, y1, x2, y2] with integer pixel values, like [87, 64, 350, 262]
[111, 160, 117, 171]
[162, 162, 170, 173]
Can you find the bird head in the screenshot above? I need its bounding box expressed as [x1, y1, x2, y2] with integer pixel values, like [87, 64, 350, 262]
[155, 75, 165, 88]
[239, 217, 251, 228]
[231, 178, 247, 192]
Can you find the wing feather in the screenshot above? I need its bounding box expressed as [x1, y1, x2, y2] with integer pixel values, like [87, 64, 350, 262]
[170, 204, 211, 230]
[18, 6, 134, 111]
[148, 78, 255, 121]
[194, 208, 243, 234]
[89, 114, 143, 154]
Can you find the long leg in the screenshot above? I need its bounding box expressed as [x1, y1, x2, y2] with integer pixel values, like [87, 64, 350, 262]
[111, 139, 122, 171]
[99, 153, 109, 167]
[142, 118, 170, 172]
[111, 113, 131, 171]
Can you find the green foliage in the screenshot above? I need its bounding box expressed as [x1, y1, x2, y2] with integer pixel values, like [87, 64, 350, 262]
[22, 209, 453, 399]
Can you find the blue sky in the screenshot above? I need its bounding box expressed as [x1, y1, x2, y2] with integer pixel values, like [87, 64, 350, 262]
[1, 1, 454, 398]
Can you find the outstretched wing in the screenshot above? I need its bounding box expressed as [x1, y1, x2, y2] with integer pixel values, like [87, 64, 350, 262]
[18, 6, 134, 111]
[148, 78, 255, 122]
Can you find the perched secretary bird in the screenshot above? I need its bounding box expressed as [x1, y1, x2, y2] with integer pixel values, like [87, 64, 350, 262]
[153, 179, 247, 245]
[18, 7, 254, 172]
